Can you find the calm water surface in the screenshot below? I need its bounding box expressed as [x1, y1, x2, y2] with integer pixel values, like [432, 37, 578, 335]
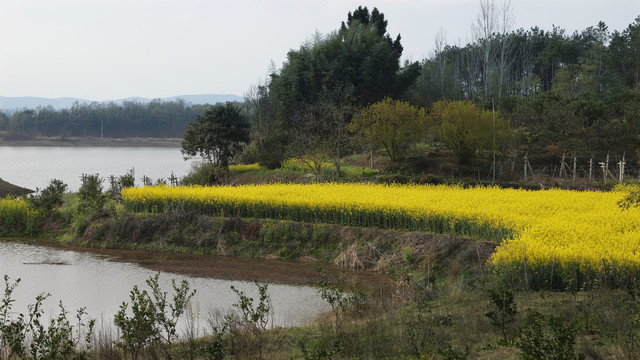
[0, 146, 194, 192]
[0, 240, 329, 329]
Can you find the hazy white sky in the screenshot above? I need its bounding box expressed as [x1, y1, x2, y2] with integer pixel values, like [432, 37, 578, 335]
[1, 0, 638, 101]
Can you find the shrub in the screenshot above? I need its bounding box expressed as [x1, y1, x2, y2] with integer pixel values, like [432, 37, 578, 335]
[114, 273, 196, 359]
[517, 310, 584, 360]
[29, 179, 67, 212]
[0, 275, 94, 359]
[119, 168, 136, 188]
[181, 162, 221, 186]
[485, 278, 517, 343]
[230, 281, 272, 360]
[77, 174, 108, 213]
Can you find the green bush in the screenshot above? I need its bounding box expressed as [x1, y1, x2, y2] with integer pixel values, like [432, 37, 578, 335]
[0, 275, 94, 359]
[114, 273, 196, 359]
[119, 168, 136, 188]
[181, 162, 221, 186]
[517, 310, 584, 360]
[77, 174, 108, 213]
[29, 179, 67, 212]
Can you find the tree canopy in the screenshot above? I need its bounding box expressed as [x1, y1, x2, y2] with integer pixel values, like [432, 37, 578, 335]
[349, 98, 429, 162]
[270, 6, 419, 114]
[433, 100, 511, 164]
[243, 6, 420, 168]
[181, 103, 250, 170]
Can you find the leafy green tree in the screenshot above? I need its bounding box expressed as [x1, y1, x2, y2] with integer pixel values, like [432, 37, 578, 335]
[118, 168, 136, 188]
[259, 6, 420, 159]
[181, 102, 250, 171]
[270, 6, 418, 113]
[77, 174, 107, 213]
[349, 98, 429, 162]
[29, 179, 67, 213]
[433, 100, 511, 164]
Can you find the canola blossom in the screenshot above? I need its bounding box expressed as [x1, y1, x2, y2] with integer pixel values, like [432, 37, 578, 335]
[0, 197, 39, 236]
[122, 183, 640, 288]
[229, 163, 262, 172]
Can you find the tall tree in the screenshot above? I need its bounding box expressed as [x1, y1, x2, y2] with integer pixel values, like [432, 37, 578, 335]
[269, 6, 419, 116]
[474, 0, 498, 101]
[181, 103, 250, 171]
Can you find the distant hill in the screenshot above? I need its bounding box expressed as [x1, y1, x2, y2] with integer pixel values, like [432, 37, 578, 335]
[0, 94, 244, 113]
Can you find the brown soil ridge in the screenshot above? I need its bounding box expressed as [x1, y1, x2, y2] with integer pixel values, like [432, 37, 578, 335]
[0, 136, 182, 148]
[0, 178, 33, 197]
[70, 212, 497, 289]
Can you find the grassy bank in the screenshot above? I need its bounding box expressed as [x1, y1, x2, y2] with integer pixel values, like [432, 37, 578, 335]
[2, 182, 640, 358]
[59, 212, 640, 359]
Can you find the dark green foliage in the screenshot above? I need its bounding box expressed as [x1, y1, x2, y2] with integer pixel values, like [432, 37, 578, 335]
[242, 130, 290, 169]
[298, 338, 341, 360]
[517, 310, 584, 360]
[181, 162, 221, 186]
[438, 345, 470, 360]
[119, 168, 135, 188]
[245, 6, 419, 164]
[619, 188, 640, 210]
[77, 174, 107, 213]
[29, 179, 67, 212]
[5, 99, 202, 139]
[181, 102, 250, 170]
[271, 6, 418, 115]
[196, 322, 229, 360]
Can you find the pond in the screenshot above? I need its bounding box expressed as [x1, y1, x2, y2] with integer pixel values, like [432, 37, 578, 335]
[0, 146, 194, 192]
[0, 239, 330, 331]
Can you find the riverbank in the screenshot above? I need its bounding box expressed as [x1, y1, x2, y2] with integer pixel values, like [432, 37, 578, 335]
[1, 185, 632, 358]
[63, 211, 492, 294]
[0, 135, 182, 147]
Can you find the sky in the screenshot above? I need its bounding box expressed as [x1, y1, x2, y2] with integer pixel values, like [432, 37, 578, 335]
[1, 0, 638, 101]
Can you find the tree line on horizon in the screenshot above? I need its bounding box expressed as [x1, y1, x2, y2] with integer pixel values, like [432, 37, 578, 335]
[2, 2, 640, 170]
[0, 99, 211, 139]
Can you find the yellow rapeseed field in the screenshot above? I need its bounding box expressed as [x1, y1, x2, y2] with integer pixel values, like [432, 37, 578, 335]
[122, 183, 640, 287]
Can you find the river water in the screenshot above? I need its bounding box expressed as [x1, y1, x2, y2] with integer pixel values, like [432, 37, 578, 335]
[0, 239, 329, 330]
[0, 146, 194, 192]
[0, 146, 330, 331]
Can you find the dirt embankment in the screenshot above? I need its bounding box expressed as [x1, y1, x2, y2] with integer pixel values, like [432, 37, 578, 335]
[69, 211, 497, 290]
[0, 136, 182, 147]
[0, 178, 33, 196]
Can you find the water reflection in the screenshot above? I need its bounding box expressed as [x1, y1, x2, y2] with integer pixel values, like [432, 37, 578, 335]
[0, 240, 328, 329]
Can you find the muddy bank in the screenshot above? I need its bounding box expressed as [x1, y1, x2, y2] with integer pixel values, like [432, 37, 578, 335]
[69, 211, 497, 289]
[26, 238, 359, 285]
[0, 136, 182, 147]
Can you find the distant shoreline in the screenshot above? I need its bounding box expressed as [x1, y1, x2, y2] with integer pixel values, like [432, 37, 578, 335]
[0, 136, 182, 148]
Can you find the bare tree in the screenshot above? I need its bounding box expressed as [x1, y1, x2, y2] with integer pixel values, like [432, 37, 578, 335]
[495, 0, 515, 102]
[434, 28, 448, 100]
[292, 84, 355, 181]
[473, 0, 498, 101]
